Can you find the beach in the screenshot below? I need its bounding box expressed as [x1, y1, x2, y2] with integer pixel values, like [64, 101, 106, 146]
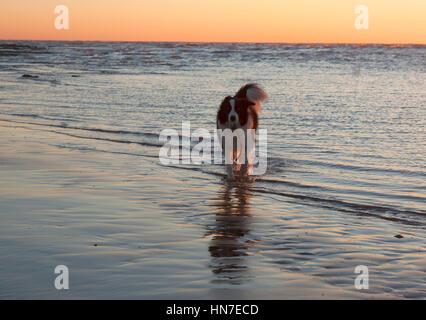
[0, 41, 425, 299]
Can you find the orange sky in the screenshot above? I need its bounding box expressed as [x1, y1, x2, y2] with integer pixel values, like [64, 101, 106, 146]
[0, 0, 425, 43]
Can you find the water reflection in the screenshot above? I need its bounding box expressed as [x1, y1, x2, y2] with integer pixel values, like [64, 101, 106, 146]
[207, 178, 255, 285]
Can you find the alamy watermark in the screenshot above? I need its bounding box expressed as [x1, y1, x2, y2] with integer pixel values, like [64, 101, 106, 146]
[355, 5, 369, 30]
[53, 5, 368, 32]
[54, 5, 69, 30]
[54, 265, 69, 290]
[159, 121, 267, 176]
[354, 265, 369, 290]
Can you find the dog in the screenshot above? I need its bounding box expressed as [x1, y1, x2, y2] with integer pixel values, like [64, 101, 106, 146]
[216, 83, 267, 178]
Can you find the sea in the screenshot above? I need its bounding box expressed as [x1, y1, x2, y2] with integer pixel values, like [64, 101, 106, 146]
[0, 41, 424, 299]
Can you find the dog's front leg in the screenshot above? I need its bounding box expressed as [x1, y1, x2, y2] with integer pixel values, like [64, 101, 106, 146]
[226, 164, 234, 179]
[224, 145, 235, 179]
[245, 129, 256, 176]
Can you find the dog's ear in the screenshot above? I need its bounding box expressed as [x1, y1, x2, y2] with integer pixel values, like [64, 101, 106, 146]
[217, 96, 233, 125]
[244, 99, 256, 107]
[243, 98, 262, 114]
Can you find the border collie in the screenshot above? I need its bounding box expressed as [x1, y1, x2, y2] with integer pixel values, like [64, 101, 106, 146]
[216, 83, 267, 177]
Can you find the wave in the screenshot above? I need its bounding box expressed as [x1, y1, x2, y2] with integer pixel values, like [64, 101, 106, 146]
[48, 143, 159, 160]
[0, 114, 158, 138]
[255, 183, 424, 214]
[293, 158, 425, 178]
[2, 115, 424, 181]
[46, 129, 163, 148]
[0, 42, 50, 56]
[157, 162, 426, 224]
[1, 114, 424, 225]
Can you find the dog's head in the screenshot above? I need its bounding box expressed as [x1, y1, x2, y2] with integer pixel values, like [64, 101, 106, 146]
[217, 96, 256, 131]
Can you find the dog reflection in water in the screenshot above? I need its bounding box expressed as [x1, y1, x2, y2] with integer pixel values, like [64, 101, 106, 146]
[207, 178, 257, 285]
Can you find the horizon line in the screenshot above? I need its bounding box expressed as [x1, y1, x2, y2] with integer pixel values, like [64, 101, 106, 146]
[0, 38, 425, 46]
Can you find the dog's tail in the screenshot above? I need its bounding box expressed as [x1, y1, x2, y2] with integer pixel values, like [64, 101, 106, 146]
[235, 83, 267, 113]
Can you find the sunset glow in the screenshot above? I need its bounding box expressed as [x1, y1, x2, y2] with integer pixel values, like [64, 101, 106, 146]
[0, 0, 425, 43]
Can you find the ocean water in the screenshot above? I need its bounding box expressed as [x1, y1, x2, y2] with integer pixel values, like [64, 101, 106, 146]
[0, 41, 425, 299]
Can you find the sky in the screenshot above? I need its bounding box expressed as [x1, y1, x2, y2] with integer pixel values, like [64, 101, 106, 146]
[0, 0, 425, 43]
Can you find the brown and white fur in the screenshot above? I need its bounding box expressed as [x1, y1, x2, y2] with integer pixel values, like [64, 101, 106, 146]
[216, 83, 267, 178]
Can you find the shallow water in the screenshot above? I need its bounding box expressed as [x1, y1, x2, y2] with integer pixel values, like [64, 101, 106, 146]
[0, 41, 425, 299]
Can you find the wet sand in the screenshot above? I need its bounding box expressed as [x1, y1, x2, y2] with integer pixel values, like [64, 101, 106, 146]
[0, 122, 424, 299]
